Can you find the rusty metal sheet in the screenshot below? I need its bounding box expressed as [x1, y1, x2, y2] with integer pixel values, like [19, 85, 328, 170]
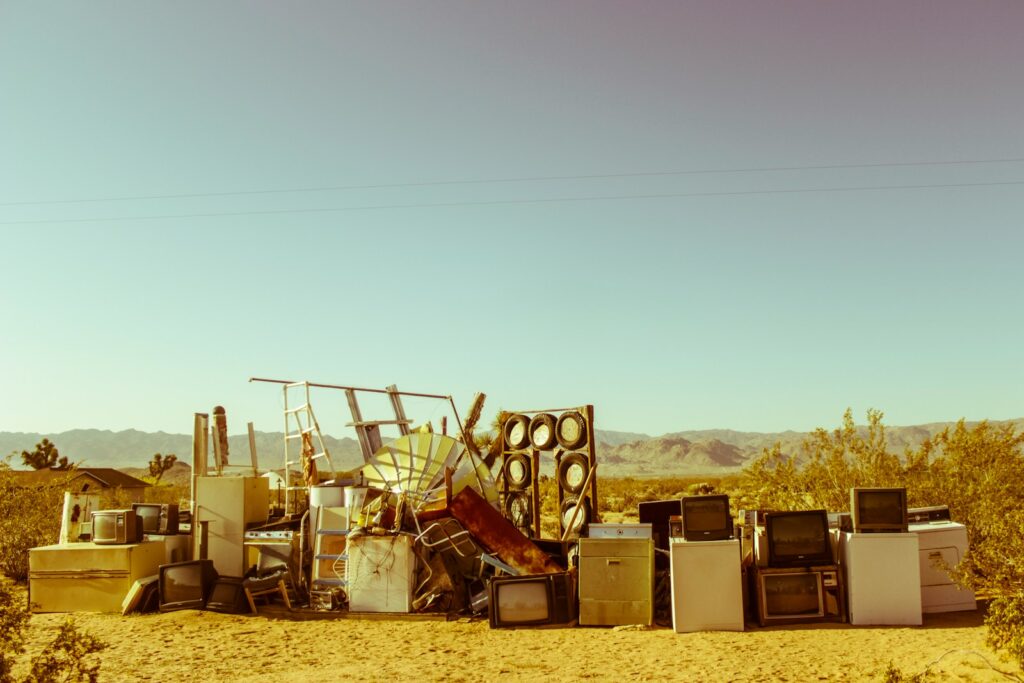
[449, 487, 562, 575]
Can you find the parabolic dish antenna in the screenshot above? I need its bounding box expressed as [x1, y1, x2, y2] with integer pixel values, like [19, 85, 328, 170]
[360, 431, 499, 514]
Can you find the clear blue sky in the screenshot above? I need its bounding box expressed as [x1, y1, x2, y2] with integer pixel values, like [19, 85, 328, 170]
[2, 2, 1022, 438]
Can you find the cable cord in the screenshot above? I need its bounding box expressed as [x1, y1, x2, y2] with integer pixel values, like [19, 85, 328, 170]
[2, 179, 1022, 226]
[907, 648, 1023, 681]
[3, 155, 1023, 207]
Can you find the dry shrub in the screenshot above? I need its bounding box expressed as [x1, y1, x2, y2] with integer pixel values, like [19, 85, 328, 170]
[142, 483, 189, 507]
[0, 580, 30, 682]
[0, 460, 70, 581]
[0, 579, 105, 683]
[985, 594, 1024, 671]
[599, 477, 722, 513]
[733, 408, 902, 512]
[734, 409, 1024, 668]
[96, 487, 134, 511]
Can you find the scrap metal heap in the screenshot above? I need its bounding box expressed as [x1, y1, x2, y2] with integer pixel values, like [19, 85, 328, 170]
[245, 379, 594, 617]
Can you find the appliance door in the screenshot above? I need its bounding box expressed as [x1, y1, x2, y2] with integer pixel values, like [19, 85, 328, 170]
[29, 569, 133, 613]
[671, 540, 744, 632]
[919, 546, 960, 587]
[578, 538, 654, 626]
[347, 535, 414, 613]
[579, 554, 652, 625]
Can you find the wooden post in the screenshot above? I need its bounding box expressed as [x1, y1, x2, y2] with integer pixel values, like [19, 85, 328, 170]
[191, 412, 209, 536]
[531, 449, 541, 539]
[584, 404, 600, 523]
[247, 422, 259, 477]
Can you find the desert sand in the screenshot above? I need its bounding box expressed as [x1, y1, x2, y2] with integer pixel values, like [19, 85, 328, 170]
[16, 599, 1024, 683]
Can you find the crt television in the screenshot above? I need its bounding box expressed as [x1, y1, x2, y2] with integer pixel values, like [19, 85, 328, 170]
[91, 509, 143, 545]
[680, 494, 733, 541]
[850, 487, 908, 533]
[488, 572, 576, 628]
[756, 567, 843, 625]
[159, 559, 218, 612]
[765, 510, 833, 567]
[638, 499, 682, 553]
[131, 503, 180, 535]
[205, 577, 249, 614]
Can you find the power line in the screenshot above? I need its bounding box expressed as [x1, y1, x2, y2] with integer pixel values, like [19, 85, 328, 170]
[2, 179, 1021, 226]
[1, 156, 1023, 207]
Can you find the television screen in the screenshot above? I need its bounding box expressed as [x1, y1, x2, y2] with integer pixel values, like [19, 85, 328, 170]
[762, 572, 824, 618]
[495, 581, 550, 623]
[159, 560, 217, 612]
[206, 578, 248, 614]
[92, 511, 117, 542]
[681, 495, 733, 541]
[765, 510, 832, 567]
[851, 488, 908, 533]
[132, 504, 162, 534]
[488, 572, 575, 628]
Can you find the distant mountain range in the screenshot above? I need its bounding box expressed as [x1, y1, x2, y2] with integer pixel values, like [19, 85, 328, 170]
[2, 419, 1021, 478]
[0, 429, 365, 473]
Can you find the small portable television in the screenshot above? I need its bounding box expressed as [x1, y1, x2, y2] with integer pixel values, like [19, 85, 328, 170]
[131, 503, 180, 535]
[488, 571, 576, 628]
[158, 559, 218, 612]
[850, 487, 908, 533]
[680, 494, 734, 541]
[90, 509, 143, 545]
[764, 509, 833, 567]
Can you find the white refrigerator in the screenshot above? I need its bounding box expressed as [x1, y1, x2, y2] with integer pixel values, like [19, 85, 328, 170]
[194, 476, 270, 577]
[669, 538, 744, 632]
[840, 532, 922, 625]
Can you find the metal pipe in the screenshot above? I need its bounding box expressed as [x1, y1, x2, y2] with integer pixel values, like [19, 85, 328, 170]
[506, 406, 583, 416]
[249, 377, 451, 400]
[560, 462, 598, 542]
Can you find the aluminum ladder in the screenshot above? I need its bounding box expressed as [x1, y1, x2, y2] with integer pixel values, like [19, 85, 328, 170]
[282, 381, 338, 514]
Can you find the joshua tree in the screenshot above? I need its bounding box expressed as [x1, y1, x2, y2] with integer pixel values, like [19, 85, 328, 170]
[20, 438, 69, 470]
[148, 453, 178, 485]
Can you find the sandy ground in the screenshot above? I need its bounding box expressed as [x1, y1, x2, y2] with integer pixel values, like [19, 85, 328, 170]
[14, 599, 1023, 683]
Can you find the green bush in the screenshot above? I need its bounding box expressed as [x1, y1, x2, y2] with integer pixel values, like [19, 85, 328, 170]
[0, 460, 70, 581]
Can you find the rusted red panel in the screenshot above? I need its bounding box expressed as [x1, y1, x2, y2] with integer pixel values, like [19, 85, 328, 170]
[449, 487, 561, 575]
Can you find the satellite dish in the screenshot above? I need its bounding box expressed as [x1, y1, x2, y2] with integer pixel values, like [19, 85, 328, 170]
[360, 432, 499, 515]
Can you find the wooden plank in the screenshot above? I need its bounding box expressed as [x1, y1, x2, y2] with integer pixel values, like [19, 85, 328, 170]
[247, 421, 259, 477]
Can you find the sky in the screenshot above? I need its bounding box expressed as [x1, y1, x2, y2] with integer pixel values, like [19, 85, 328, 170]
[1, 2, 1022, 439]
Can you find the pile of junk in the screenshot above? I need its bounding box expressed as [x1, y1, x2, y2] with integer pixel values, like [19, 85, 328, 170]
[29, 378, 608, 628]
[243, 379, 599, 625]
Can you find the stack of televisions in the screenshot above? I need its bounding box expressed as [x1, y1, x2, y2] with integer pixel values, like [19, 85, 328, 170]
[746, 487, 926, 627]
[89, 503, 250, 614]
[488, 486, 972, 629]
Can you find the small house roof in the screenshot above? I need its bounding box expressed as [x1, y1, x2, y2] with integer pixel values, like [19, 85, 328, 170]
[8, 467, 150, 489]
